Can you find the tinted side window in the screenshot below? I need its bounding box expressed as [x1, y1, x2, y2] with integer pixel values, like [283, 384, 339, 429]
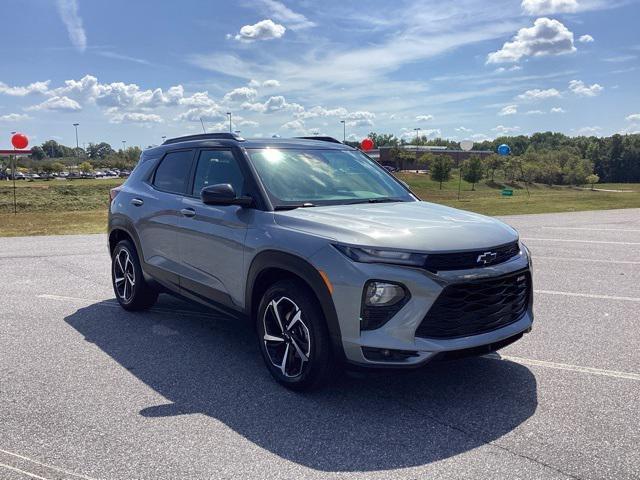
[153, 150, 193, 194]
[192, 150, 245, 196]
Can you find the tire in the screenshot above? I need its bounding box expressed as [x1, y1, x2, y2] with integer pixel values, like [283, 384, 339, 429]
[111, 239, 158, 311]
[256, 280, 333, 391]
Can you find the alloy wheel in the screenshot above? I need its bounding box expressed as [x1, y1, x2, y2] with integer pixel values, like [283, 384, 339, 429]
[263, 296, 311, 378]
[114, 248, 135, 302]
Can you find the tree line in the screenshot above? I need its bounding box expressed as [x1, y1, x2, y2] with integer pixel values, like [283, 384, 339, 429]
[364, 131, 640, 184]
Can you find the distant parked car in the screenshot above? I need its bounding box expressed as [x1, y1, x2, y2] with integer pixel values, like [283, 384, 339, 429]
[118, 170, 131, 178]
[67, 172, 82, 180]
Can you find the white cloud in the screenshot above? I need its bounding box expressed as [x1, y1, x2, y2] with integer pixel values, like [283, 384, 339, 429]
[602, 54, 637, 63]
[525, 109, 545, 115]
[415, 114, 434, 122]
[345, 110, 376, 127]
[625, 113, 640, 122]
[281, 119, 306, 131]
[568, 79, 603, 97]
[26, 96, 81, 112]
[262, 79, 281, 88]
[242, 95, 303, 113]
[578, 34, 594, 43]
[56, 0, 87, 52]
[575, 126, 601, 135]
[255, 0, 315, 30]
[109, 112, 163, 124]
[499, 105, 518, 116]
[176, 106, 227, 123]
[0, 80, 50, 96]
[400, 128, 441, 139]
[223, 87, 258, 103]
[471, 133, 491, 141]
[550, 107, 566, 113]
[492, 125, 521, 134]
[0, 113, 31, 122]
[237, 119, 260, 128]
[295, 106, 347, 119]
[179, 91, 217, 107]
[521, 0, 578, 15]
[487, 17, 575, 64]
[517, 88, 561, 101]
[234, 19, 286, 42]
[495, 65, 523, 73]
[456, 126, 473, 133]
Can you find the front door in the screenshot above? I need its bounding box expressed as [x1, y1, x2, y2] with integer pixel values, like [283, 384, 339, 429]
[177, 148, 252, 309]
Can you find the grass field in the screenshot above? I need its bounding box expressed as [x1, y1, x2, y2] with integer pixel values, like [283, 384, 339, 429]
[1, 175, 639, 236]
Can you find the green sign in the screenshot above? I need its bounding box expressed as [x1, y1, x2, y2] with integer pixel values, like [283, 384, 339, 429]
[501, 188, 513, 196]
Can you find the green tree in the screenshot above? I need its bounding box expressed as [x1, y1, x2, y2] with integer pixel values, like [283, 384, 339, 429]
[87, 142, 115, 159]
[30, 146, 46, 160]
[78, 161, 93, 173]
[483, 154, 504, 182]
[430, 155, 452, 189]
[586, 173, 600, 190]
[462, 156, 483, 190]
[50, 162, 65, 173]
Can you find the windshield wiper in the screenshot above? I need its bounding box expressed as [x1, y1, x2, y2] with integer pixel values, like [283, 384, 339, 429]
[345, 197, 407, 205]
[273, 202, 316, 211]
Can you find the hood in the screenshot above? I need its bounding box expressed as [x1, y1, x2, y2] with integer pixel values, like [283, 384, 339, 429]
[274, 201, 518, 252]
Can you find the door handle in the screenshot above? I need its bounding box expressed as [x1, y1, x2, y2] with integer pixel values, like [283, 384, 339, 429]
[131, 198, 144, 206]
[180, 208, 196, 218]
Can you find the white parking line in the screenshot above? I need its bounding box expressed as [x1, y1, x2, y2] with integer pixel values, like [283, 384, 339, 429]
[0, 450, 97, 480]
[0, 461, 50, 480]
[541, 226, 640, 233]
[534, 289, 640, 302]
[522, 237, 640, 245]
[533, 256, 640, 265]
[501, 355, 640, 381]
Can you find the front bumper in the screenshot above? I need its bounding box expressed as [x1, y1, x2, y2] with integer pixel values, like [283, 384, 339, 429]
[309, 244, 533, 367]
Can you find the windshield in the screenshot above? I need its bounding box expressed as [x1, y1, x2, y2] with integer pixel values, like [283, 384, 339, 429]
[247, 148, 415, 208]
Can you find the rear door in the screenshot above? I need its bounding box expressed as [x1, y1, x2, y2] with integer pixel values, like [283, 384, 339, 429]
[176, 148, 253, 308]
[136, 149, 195, 289]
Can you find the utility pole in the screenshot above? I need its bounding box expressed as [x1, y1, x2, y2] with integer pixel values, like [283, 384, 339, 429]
[226, 112, 232, 133]
[122, 140, 126, 153]
[340, 120, 346, 142]
[413, 127, 421, 171]
[73, 123, 79, 157]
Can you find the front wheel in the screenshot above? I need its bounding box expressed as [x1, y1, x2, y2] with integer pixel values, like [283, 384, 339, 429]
[256, 280, 333, 391]
[111, 240, 158, 311]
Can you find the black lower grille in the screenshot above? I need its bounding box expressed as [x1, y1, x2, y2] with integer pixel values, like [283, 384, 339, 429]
[416, 270, 531, 339]
[424, 241, 520, 272]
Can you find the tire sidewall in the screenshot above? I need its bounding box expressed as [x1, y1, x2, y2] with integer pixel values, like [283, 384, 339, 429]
[112, 240, 144, 309]
[257, 280, 331, 390]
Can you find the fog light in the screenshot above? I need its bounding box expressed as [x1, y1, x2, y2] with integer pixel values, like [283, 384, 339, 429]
[364, 282, 405, 306]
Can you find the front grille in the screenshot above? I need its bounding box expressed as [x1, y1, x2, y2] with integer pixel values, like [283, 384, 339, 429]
[415, 270, 531, 339]
[424, 241, 520, 272]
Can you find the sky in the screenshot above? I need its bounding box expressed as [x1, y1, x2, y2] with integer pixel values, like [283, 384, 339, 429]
[0, 0, 639, 149]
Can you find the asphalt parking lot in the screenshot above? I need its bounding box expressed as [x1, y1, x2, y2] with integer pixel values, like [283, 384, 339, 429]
[1, 208, 639, 479]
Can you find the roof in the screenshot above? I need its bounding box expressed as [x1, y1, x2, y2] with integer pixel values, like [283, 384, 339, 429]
[153, 133, 350, 152]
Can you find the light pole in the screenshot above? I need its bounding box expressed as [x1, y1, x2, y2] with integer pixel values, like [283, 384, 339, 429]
[122, 140, 126, 152]
[73, 123, 79, 156]
[413, 127, 421, 171]
[340, 120, 346, 142]
[226, 112, 232, 133]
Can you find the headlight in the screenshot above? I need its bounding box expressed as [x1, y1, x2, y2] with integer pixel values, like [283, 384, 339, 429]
[364, 282, 405, 306]
[361, 281, 409, 330]
[334, 244, 428, 267]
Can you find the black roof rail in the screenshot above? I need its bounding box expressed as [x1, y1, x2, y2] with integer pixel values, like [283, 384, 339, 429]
[162, 133, 245, 145]
[294, 136, 343, 144]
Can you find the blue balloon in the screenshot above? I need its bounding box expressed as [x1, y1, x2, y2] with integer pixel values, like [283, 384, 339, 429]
[497, 144, 511, 156]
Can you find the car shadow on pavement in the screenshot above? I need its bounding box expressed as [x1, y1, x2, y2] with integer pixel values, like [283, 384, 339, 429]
[65, 295, 537, 473]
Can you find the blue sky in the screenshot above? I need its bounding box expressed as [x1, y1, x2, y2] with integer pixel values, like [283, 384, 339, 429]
[1, 0, 639, 149]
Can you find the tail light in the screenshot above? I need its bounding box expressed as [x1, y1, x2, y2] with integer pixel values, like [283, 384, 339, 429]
[109, 186, 123, 203]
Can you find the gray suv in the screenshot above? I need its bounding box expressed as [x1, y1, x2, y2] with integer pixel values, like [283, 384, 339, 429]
[108, 133, 533, 390]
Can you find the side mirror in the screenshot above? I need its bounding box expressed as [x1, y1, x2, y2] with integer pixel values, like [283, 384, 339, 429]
[200, 183, 253, 207]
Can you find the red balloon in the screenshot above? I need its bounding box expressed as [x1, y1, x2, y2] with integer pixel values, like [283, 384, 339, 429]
[360, 138, 374, 151]
[11, 133, 29, 150]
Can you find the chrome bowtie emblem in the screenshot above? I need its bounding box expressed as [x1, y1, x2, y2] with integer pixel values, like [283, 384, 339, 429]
[477, 251, 498, 265]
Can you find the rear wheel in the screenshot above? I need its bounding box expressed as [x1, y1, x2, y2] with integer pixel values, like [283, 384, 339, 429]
[257, 280, 333, 391]
[112, 240, 158, 311]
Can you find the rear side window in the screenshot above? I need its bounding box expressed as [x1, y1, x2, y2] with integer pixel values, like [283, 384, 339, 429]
[153, 150, 193, 194]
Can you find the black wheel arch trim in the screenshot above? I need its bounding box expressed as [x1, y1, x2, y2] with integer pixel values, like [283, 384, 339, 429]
[246, 250, 346, 362]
